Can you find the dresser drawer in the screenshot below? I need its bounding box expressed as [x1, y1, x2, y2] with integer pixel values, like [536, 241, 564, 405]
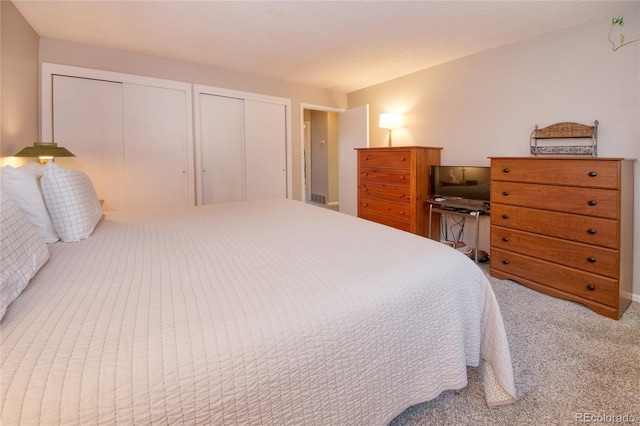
[360, 167, 410, 186]
[492, 181, 619, 219]
[359, 212, 411, 232]
[359, 183, 411, 204]
[359, 198, 411, 223]
[491, 204, 619, 249]
[491, 226, 619, 278]
[491, 158, 619, 189]
[491, 248, 618, 307]
[359, 150, 412, 168]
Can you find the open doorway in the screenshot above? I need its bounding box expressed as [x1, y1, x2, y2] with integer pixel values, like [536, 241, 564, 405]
[300, 103, 369, 216]
[303, 109, 340, 211]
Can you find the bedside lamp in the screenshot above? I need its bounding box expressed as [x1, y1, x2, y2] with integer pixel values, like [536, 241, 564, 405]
[14, 142, 75, 165]
[379, 113, 402, 147]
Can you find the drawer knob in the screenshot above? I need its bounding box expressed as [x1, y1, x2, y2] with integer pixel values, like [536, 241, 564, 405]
[587, 257, 596, 263]
[400, 212, 405, 215]
[588, 171, 597, 177]
[400, 157, 406, 161]
[502, 191, 510, 196]
[502, 259, 509, 265]
[503, 168, 510, 173]
[502, 214, 510, 219]
[362, 172, 369, 176]
[586, 285, 596, 291]
[363, 203, 368, 207]
[502, 237, 510, 242]
[400, 176, 406, 180]
[587, 228, 597, 235]
[588, 200, 597, 206]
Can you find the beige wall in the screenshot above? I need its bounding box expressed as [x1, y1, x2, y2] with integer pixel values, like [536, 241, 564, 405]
[349, 10, 639, 160]
[1, 1, 39, 164]
[349, 7, 640, 299]
[38, 38, 347, 200]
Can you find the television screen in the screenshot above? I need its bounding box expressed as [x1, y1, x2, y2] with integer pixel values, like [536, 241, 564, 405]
[430, 165, 491, 203]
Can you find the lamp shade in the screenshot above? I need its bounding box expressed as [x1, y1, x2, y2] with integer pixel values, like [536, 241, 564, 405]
[379, 112, 402, 130]
[14, 142, 75, 163]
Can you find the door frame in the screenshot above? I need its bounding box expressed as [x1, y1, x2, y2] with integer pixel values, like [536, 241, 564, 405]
[299, 103, 344, 202]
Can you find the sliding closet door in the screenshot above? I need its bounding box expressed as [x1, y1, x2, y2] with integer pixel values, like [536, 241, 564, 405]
[123, 84, 190, 210]
[52, 75, 125, 211]
[199, 94, 246, 204]
[244, 100, 287, 200]
[194, 84, 289, 204]
[49, 67, 194, 211]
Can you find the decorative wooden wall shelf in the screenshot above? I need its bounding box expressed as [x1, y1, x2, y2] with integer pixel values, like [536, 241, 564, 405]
[530, 121, 598, 157]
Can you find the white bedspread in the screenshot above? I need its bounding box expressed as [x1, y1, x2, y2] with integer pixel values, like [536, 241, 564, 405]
[1, 199, 515, 425]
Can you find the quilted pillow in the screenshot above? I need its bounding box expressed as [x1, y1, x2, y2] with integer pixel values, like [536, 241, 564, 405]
[1, 199, 50, 320]
[1, 163, 60, 243]
[41, 162, 103, 242]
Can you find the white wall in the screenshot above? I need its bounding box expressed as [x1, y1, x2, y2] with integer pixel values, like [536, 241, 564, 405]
[348, 7, 640, 300]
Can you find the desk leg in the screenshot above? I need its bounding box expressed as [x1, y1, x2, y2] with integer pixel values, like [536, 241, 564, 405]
[427, 204, 440, 242]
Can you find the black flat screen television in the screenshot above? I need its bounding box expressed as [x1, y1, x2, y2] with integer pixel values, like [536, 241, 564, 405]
[430, 165, 491, 204]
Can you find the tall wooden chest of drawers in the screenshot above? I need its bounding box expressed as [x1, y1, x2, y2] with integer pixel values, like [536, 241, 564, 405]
[489, 157, 634, 319]
[356, 147, 441, 236]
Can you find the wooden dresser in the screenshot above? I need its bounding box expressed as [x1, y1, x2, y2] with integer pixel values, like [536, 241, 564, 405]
[356, 146, 441, 236]
[489, 157, 634, 319]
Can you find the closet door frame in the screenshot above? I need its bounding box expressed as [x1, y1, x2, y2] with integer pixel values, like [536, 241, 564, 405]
[193, 84, 292, 205]
[41, 62, 196, 206]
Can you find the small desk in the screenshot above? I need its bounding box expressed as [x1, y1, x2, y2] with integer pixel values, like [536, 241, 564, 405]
[426, 200, 490, 263]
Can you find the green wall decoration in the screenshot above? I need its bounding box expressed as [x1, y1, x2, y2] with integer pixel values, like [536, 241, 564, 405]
[609, 15, 640, 51]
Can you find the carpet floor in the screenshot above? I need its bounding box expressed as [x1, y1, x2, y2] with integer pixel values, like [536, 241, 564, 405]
[390, 264, 640, 425]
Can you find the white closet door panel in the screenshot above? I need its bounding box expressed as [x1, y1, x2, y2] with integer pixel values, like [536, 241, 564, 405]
[244, 100, 287, 200]
[199, 94, 245, 204]
[123, 84, 190, 210]
[52, 75, 125, 211]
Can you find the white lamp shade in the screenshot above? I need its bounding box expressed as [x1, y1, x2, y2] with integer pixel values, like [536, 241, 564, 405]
[379, 112, 402, 129]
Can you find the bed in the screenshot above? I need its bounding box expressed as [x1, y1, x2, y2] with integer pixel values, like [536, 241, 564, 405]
[1, 166, 516, 425]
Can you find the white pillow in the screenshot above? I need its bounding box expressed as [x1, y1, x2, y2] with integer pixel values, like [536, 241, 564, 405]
[41, 162, 103, 242]
[0, 163, 60, 243]
[1, 198, 50, 320]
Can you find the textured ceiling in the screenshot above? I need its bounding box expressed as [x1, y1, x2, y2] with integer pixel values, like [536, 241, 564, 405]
[12, 1, 640, 93]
